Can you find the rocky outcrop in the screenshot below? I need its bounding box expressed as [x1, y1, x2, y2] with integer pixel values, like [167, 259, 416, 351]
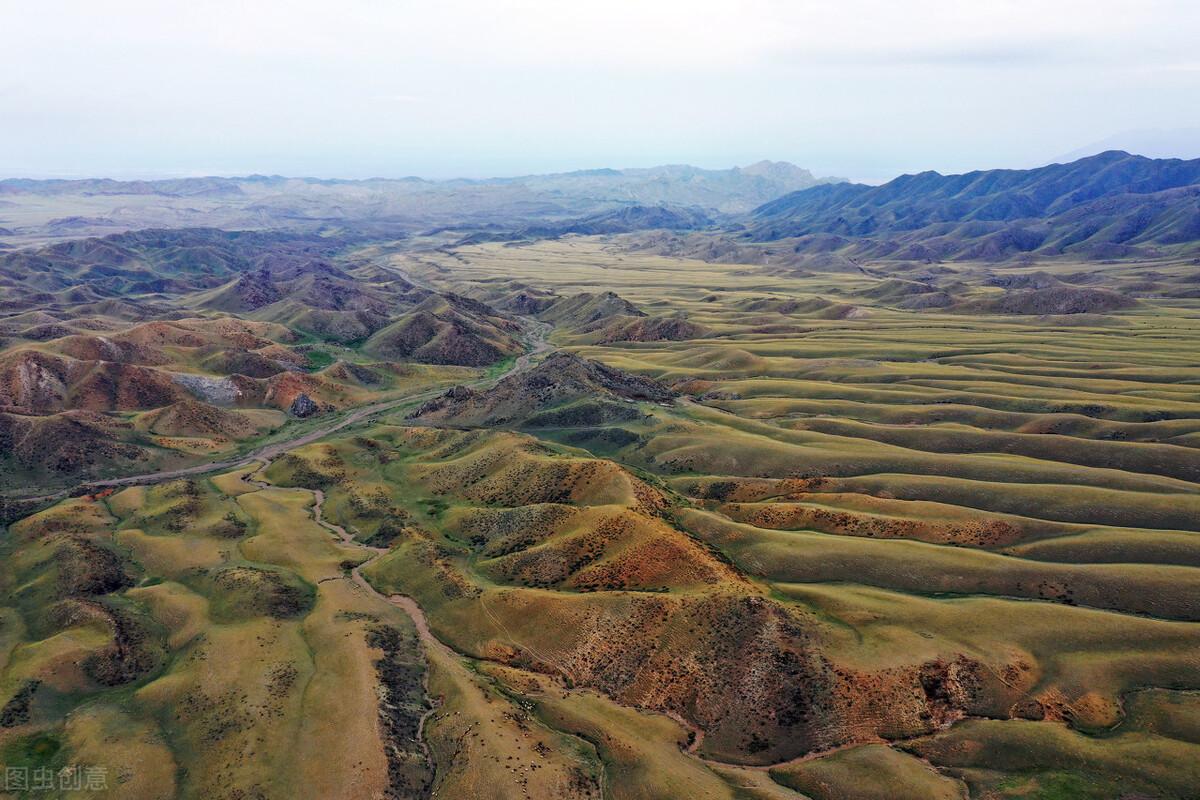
[289, 393, 320, 418]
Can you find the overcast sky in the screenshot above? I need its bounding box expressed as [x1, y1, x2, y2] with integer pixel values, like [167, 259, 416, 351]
[2, 0, 1198, 182]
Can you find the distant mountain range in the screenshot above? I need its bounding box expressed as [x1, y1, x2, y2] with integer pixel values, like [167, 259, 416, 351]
[5, 152, 1200, 263]
[0, 160, 828, 203]
[0, 161, 838, 246]
[466, 160, 834, 213]
[741, 151, 1200, 260]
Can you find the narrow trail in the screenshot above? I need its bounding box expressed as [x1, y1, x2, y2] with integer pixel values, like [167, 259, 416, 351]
[477, 589, 577, 685]
[248, 436, 505, 669]
[259, 464, 449, 773]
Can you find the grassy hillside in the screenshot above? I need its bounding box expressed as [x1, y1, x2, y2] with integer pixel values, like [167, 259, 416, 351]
[3, 233, 1199, 798]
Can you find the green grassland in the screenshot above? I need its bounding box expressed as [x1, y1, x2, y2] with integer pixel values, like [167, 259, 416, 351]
[0, 471, 433, 799]
[4, 236, 1200, 797]
[373, 238, 1200, 795]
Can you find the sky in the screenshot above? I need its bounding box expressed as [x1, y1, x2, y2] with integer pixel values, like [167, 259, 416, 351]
[2, 0, 1199, 183]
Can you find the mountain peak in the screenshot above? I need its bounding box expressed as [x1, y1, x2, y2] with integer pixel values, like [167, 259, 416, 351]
[738, 160, 815, 180]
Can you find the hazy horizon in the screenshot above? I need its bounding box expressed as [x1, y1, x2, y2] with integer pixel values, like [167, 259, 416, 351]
[3, 143, 1199, 188]
[3, 1, 1199, 183]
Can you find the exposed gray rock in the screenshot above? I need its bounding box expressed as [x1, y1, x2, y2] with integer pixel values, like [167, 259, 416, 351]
[289, 393, 320, 418]
[171, 373, 241, 405]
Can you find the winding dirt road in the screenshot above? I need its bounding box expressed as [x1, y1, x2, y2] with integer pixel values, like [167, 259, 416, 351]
[9, 316, 552, 505]
[302, 484, 486, 664]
